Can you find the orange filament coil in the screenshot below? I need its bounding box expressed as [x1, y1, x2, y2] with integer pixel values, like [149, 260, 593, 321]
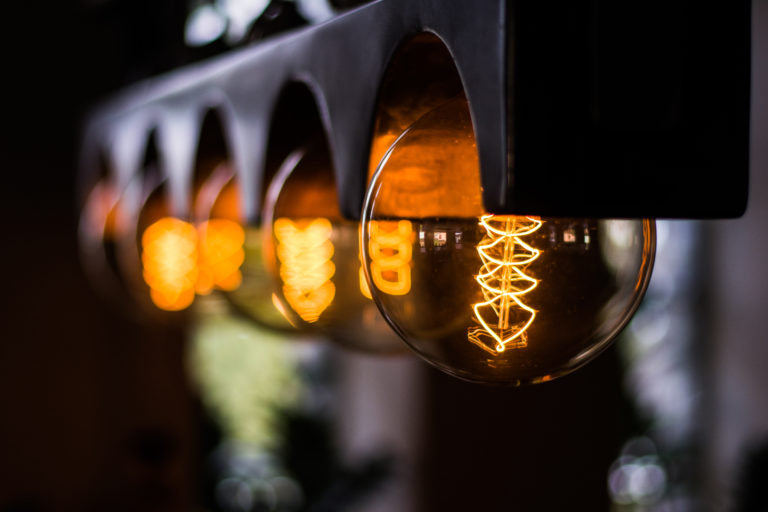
[274, 218, 336, 323]
[142, 217, 199, 311]
[469, 215, 543, 354]
[367, 220, 413, 296]
[196, 219, 246, 294]
[141, 217, 245, 311]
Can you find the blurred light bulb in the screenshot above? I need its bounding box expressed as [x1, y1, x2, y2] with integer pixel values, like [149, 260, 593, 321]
[273, 217, 336, 323]
[198, 164, 297, 332]
[196, 218, 246, 294]
[264, 144, 406, 353]
[142, 216, 199, 311]
[192, 163, 246, 296]
[224, 223, 298, 331]
[361, 97, 655, 384]
[134, 162, 248, 312]
[79, 176, 139, 313]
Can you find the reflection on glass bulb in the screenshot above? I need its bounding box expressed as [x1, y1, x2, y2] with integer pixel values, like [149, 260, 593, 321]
[264, 144, 407, 353]
[367, 220, 413, 296]
[361, 97, 655, 384]
[225, 224, 297, 331]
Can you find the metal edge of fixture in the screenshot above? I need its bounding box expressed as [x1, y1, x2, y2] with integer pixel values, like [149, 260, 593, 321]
[79, 0, 751, 222]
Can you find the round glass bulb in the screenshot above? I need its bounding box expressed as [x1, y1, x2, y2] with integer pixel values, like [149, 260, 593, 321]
[206, 165, 297, 332]
[223, 223, 299, 331]
[79, 176, 136, 310]
[264, 144, 406, 354]
[361, 97, 655, 384]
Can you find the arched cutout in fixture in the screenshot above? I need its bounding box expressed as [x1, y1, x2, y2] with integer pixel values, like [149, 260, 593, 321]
[368, 32, 466, 179]
[262, 81, 332, 211]
[135, 128, 170, 247]
[188, 106, 246, 298]
[192, 107, 240, 223]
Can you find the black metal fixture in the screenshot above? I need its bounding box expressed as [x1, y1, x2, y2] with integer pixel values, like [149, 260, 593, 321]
[78, 0, 751, 384]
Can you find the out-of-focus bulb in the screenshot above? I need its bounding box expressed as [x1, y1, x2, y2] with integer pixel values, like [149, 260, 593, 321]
[196, 218, 245, 294]
[136, 163, 247, 312]
[142, 216, 199, 311]
[192, 163, 246, 296]
[273, 217, 336, 323]
[361, 97, 655, 384]
[79, 176, 139, 313]
[197, 164, 299, 332]
[264, 144, 406, 353]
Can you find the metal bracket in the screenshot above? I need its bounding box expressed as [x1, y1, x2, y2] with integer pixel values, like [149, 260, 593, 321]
[80, 0, 751, 221]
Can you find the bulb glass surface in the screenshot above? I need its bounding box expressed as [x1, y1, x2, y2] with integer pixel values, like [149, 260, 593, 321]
[361, 97, 655, 384]
[264, 146, 407, 353]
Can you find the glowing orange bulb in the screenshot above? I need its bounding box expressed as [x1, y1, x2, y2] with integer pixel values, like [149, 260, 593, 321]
[196, 218, 246, 294]
[273, 217, 336, 323]
[141, 217, 199, 311]
[469, 215, 542, 354]
[361, 97, 655, 384]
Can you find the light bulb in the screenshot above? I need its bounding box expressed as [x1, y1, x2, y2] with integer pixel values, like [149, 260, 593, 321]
[141, 216, 199, 311]
[137, 177, 199, 312]
[191, 163, 246, 296]
[263, 143, 407, 353]
[137, 163, 247, 313]
[361, 97, 655, 384]
[199, 165, 298, 332]
[223, 222, 298, 331]
[78, 175, 137, 311]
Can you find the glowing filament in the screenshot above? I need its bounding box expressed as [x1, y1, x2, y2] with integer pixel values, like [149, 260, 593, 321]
[274, 218, 336, 323]
[196, 219, 246, 294]
[141, 216, 245, 311]
[367, 220, 413, 296]
[468, 215, 543, 354]
[142, 217, 199, 311]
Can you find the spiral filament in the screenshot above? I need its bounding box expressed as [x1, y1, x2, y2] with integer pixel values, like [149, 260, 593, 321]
[274, 218, 336, 323]
[468, 215, 543, 354]
[141, 216, 245, 311]
[142, 217, 199, 311]
[367, 220, 413, 296]
[196, 219, 246, 294]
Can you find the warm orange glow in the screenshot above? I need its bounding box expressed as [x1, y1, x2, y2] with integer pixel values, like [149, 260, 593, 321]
[142, 217, 199, 311]
[368, 220, 413, 296]
[141, 214, 245, 311]
[274, 218, 336, 323]
[196, 219, 245, 294]
[468, 215, 543, 354]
